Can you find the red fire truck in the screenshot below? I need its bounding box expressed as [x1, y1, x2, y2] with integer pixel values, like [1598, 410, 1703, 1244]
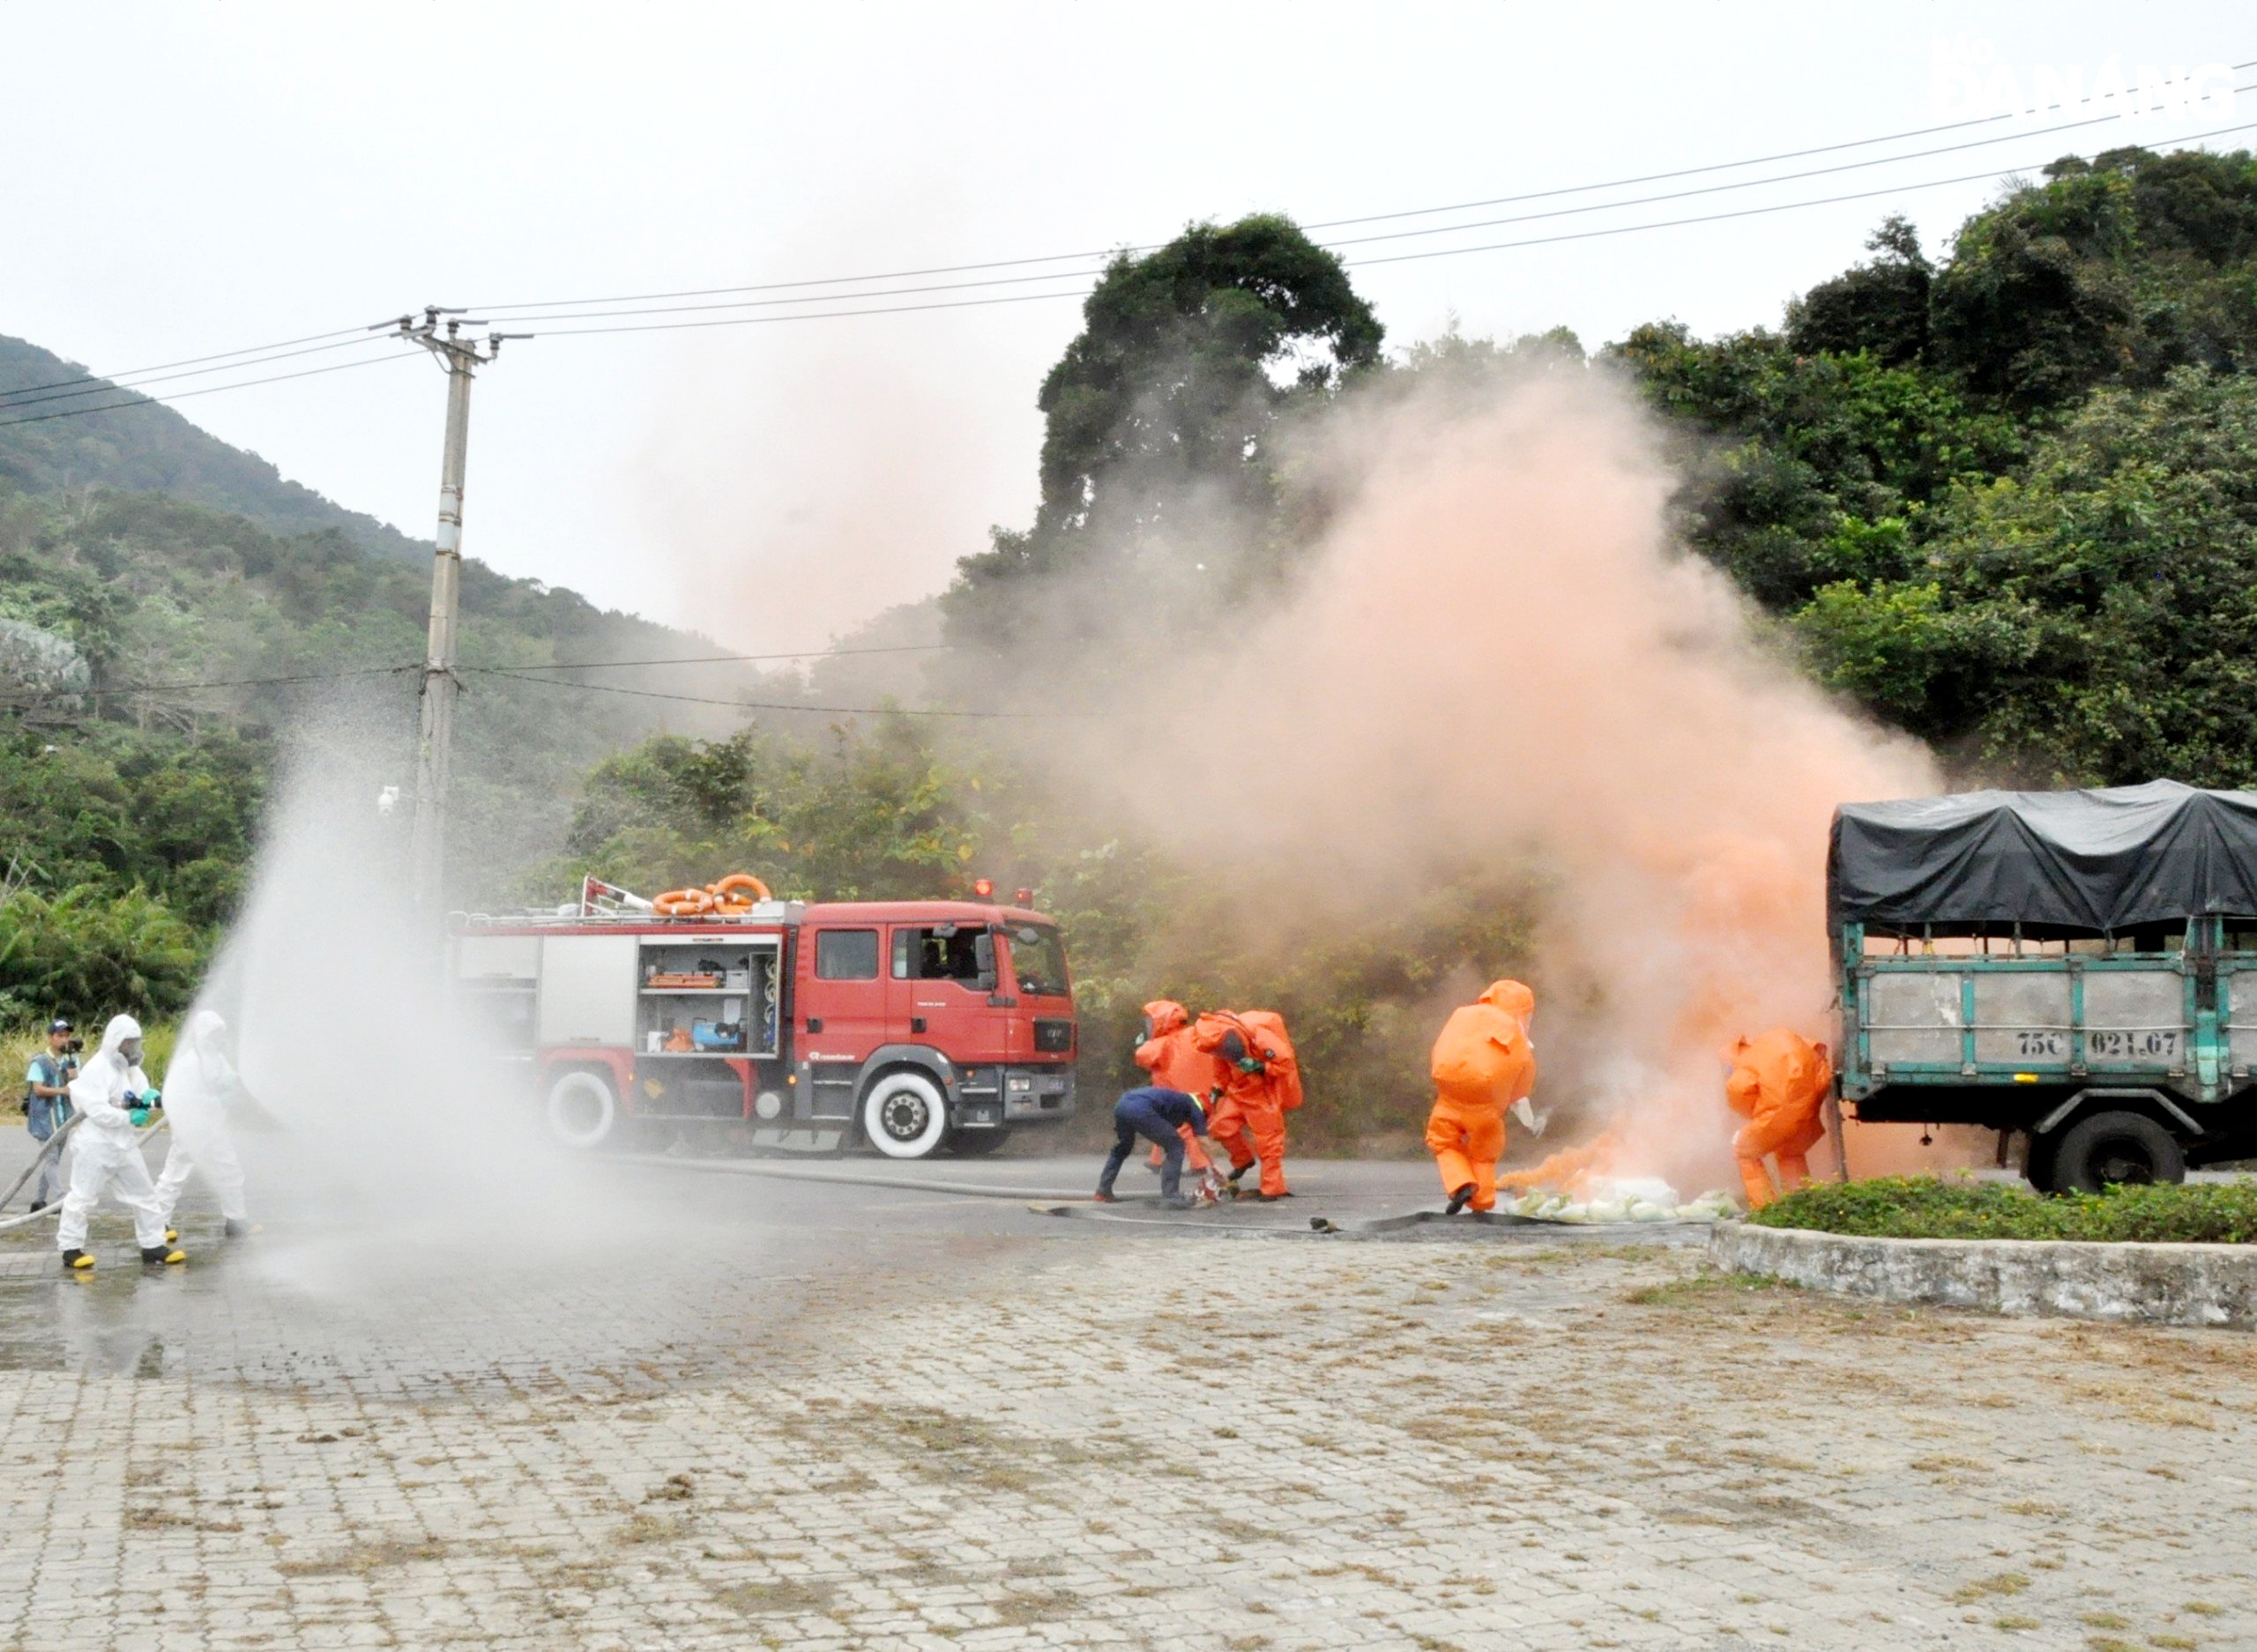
[449, 881, 1077, 1159]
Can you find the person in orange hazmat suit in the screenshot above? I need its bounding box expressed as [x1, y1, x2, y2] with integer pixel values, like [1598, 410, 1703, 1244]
[1134, 1000, 1219, 1175]
[1426, 979, 1539, 1215]
[1724, 1029, 1832, 1209]
[1191, 1009, 1300, 1198]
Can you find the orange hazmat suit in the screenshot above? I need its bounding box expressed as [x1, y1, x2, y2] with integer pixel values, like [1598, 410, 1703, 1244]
[1425, 979, 1537, 1213]
[1134, 1000, 1218, 1173]
[1724, 1029, 1832, 1209]
[1192, 1009, 1300, 1197]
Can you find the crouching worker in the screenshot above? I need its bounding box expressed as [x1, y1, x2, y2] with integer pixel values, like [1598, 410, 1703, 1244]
[1095, 1086, 1210, 1209]
[58, 1015, 183, 1270]
[1426, 979, 1538, 1215]
[1724, 1029, 1831, 1209]
[1134, 1000, 1221, 1179]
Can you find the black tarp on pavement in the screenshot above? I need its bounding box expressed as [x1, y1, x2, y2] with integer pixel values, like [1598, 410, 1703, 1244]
[1829, 781, 2257, 931]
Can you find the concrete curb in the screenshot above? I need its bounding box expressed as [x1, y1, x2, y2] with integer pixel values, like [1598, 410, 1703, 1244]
[1710, 1219, 2257, 1329]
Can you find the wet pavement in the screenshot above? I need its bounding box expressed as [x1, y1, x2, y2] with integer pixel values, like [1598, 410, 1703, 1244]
[0, 1130, 1652, 1401]
[4, 1126, 2254, 1651]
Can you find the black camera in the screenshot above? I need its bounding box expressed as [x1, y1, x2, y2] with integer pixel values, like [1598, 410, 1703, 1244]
[63, 1037, 83, 1055]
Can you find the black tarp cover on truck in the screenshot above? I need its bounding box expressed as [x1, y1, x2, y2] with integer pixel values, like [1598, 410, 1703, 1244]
[1829, 780, 2257, 931]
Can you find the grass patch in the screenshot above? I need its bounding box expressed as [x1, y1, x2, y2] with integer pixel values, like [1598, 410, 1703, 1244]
[1623, 1271, 1796, 1306]
[719, 1578, 835, 1615]
[1950, 1572, 2030, 1604]
[1752, 1176, 2257, 1243]
[276, 1537, 449, 1576]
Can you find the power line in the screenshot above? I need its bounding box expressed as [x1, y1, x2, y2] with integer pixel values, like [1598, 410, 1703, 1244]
[474, 267, 1105, 328]
[2, 645, 959, 704]
[1320, 89, 2257, 254]
[1346, 119, 2257, 271]
[0, 663, 417, 707]
[0, 349, 425, 430]
[527, 286, 1090, 339]
[479, 644, 961, 673]
[494, 118, 2257, 340]
[0, 336, 394, 415]
[1300, 59, 2257, 233]
[0, 323, 385, 407]
[471, 59, 2257, 316]
[495, 92, 2257, 333]
[472, 669, 1075, 720]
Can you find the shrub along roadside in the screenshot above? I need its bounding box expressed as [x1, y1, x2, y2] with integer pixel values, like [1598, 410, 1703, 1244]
[1751, 1175, 2257, 1244]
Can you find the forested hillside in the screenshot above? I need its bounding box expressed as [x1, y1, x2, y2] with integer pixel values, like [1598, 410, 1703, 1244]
[11, 144, 2257, 1152]
[0, 335, 428, 562]
[0, 469, 810, 1023]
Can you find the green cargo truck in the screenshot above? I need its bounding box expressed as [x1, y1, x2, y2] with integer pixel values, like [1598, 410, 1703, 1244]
[1831, 781, 2257, 1193]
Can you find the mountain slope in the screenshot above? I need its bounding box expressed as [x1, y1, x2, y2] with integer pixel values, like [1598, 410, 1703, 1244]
[0, 333, 427, 562]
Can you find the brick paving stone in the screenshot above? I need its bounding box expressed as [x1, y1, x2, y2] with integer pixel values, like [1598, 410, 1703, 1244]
[1, 1204, 2255, 1648]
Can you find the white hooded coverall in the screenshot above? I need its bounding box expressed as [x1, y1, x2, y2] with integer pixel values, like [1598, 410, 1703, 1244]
[153, 1009, 249, 1225]
[58, 1014, 168, 1251]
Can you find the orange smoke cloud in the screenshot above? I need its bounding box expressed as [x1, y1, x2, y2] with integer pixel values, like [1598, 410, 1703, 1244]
[1108, 358, 1946, 1194]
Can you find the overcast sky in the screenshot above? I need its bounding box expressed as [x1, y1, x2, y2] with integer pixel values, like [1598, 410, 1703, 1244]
[3, 3, 2248, 650]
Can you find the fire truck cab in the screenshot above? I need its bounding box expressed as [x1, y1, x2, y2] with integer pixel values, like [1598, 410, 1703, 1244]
[450, 891, 1076, 1159]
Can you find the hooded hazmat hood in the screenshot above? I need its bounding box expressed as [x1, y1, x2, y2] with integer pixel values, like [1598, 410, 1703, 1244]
[1828, 780, 2257, 932]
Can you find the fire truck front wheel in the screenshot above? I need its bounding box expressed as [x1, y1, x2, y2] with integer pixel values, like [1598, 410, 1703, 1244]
[862, 1070, 949, 1160]
[546, 1068, 620, 1151]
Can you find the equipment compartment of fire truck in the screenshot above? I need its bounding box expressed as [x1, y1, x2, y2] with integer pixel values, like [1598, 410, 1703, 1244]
[449, 875, 1076, 1160]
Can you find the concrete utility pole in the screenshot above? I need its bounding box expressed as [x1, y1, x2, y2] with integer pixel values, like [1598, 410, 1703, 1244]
[390, 307, 525, 913]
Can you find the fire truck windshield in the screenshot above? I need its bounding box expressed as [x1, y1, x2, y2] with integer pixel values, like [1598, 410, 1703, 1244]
[1006, 924, 1069, 998]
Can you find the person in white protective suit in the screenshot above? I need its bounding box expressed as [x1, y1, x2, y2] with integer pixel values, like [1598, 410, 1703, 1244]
[57, 1014, 185, 1270]
[153, 1009, 254, 1239]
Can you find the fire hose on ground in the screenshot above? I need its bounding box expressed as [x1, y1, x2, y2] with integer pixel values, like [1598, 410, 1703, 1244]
[0, 1112, 169, 1234]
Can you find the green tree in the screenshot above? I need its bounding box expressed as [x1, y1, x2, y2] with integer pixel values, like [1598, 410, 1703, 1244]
[1929, 147, 2257, 408]
[0, 882, 205, 1021]
[1798, 368, 2257, 782]
[1610, 322, 2020, 608]
[943, 214, 1382, 645]
[1786, 215, 1933, 367]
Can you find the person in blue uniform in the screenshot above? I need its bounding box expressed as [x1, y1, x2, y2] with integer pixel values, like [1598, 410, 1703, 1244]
[1094, 1086, 1209, 1209]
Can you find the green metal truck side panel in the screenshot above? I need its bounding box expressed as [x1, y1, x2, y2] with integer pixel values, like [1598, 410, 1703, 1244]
[1840, 919, 2237, 1109]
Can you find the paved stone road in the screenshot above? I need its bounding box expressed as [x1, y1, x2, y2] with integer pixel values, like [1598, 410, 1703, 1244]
[2, 1154, 2254, 1651]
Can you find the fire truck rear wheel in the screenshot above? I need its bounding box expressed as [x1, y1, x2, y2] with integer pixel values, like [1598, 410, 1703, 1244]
[546, 1068, 619, 1151]
[862, 1071, 949, 1160]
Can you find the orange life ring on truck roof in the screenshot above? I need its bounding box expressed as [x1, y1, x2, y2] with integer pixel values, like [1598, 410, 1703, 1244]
[707, 872, 772, 911]
[653, 888, 715, 916]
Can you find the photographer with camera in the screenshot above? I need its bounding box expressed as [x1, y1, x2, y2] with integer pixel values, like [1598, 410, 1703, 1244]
[21, 1017, 79, 1212]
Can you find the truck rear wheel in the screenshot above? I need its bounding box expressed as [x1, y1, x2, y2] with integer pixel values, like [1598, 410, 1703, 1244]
[862, 1071, 949, 1160]
[546, 1068, 619, 1151]
[2047, 1110, 2186, 1194]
